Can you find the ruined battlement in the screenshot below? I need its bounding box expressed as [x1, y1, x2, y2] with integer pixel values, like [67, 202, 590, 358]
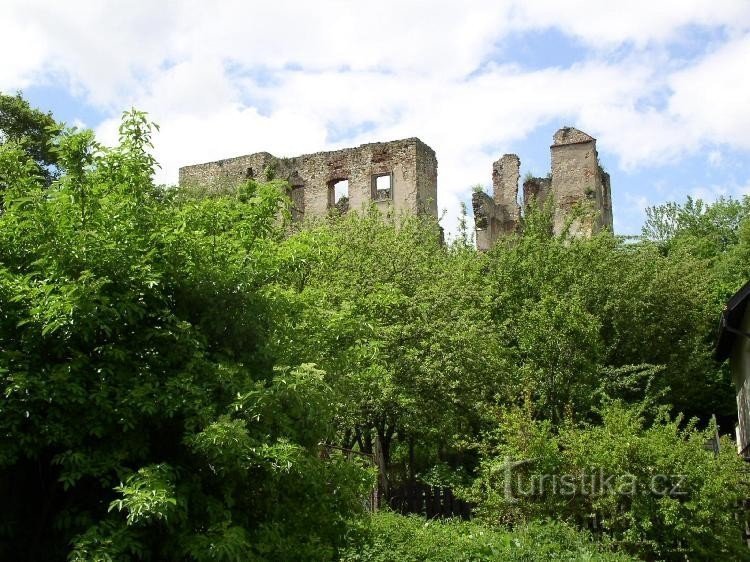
[472, 127, 613, 249]
[180, 127, 612, 249]
[179, 138, 438, 222]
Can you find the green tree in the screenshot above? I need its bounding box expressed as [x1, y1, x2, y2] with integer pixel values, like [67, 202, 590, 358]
[264, 210, 510, 482]
[0, 92, 60, 186]
[470, 402, 749, 560]
[642, 196, 750, 260]
[642, 196, 750, 300]
[0, 111, 371, 561]
[483, 207, 733, 424]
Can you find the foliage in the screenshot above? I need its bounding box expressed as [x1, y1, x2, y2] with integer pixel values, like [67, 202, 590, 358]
[0, 91, 60, 185]
[260, 194, 742, 496]
[485, 209, 732, 422]
[642, 196, 750, 258]
[340, 511, 635, 562]
[3, 95, 750, 560]
[469, 402, 750, 560]
[0, 109, 371, 560]
[642, 195, 750, 298]
[264, 210, 507, 480]
[109, 464, 177, 526]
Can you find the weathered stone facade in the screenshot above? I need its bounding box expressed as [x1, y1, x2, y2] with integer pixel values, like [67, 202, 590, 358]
[473, 154, 522, 250]
[472, 127, 613, 249]
[179, 138, 438, 222]
[181, 128, 612, 249]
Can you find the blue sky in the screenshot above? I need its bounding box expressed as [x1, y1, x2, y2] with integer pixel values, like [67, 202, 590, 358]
[2, 0, 749, 238]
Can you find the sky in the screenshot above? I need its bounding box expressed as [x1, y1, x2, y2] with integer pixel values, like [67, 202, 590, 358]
[2, 1, 750, 239]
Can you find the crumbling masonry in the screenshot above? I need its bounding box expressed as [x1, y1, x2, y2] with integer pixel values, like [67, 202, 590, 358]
[179, 138, 438, 222]
[473, 127, 613, 249]
[179, 127, 612, 248]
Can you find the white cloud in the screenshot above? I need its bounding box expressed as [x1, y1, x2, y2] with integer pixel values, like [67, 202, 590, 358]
[668, 35, 750, 149]
[2, 0, 750, 234]
[507, 0, 750, 48]
[0, 13, 48, 90]
[691, 184, 729, 201]
[708, 150, 723, 166]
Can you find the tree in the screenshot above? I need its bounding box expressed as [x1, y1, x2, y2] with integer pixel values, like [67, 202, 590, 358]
[0, 92, 60, 185]
[481, 207, 734, 425]
[642, 196, 750, 259]
[263, 210, 511, 482]
[0, 110, 371, 560]
[469, 402, 749, 560]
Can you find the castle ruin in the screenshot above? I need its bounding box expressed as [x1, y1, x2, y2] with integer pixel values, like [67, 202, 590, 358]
[179, 126, 612, 248]
[179, 138, 438, 222]
[473, 127, 613, 249]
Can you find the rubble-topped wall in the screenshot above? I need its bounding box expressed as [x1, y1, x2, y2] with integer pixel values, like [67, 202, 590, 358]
[471, 154, 521, 246]
[472, 127, 613, 250]
[472, 191, 502, 250]
[492, 154, 521, 235]
[522, 176, 551, 209]
[179, 138, 438, 222]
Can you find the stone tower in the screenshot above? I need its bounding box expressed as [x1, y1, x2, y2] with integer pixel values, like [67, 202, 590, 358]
[550, 127, 612, 237]
[472, 126, 613, 250]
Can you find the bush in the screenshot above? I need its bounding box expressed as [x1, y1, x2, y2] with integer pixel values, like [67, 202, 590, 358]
[469, 402, 750, 560]
[340, 511, 635, 561]
[0, 111, 373, 560]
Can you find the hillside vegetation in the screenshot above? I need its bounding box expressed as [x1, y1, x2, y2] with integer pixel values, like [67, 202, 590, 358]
[1, 102, 749, 560]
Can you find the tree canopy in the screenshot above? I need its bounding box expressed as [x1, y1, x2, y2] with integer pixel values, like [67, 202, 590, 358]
[0, 98, 748, 561]
[0, 92, 60, 185]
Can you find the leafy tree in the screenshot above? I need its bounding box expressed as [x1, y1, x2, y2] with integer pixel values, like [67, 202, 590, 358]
[264, 211, 507, 480]
[642, 196, 750, 260]
[483, 208, 730, 424]
[469, 402, 749, 560]
[260, 198, 740, 493]
[0, 92, 60, 186]
[0, 111, 371, 560]
[642, 196, 750, 299]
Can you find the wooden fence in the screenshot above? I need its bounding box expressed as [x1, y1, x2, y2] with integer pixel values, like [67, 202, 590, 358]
[387, 482, 473, 520]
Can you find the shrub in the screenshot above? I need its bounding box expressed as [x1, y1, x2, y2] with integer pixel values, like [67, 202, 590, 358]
[340, 511, 635, 562]
[0, 111, 373, 560]
[469, 402, 750, 560]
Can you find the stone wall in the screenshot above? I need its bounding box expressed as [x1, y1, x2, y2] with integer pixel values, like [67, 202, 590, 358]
[470, 154, 522, 246]
[491, 154, 521, 235]
[179, 138, 438, 222]
[471, 191, 502, 250]
[550, 127, 610, 237]
[473, 127, 613, 250]
[179, 128, 612, 250]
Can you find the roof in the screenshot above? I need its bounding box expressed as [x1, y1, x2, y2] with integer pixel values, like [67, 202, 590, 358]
[715, 279, 750, 361]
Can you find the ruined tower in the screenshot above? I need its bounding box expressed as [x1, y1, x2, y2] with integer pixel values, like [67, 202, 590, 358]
[472, 127, 613, 250]
[472, 154, 521, 250]
[179, 138, 438, 222]
[550, 127, 612, 237]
